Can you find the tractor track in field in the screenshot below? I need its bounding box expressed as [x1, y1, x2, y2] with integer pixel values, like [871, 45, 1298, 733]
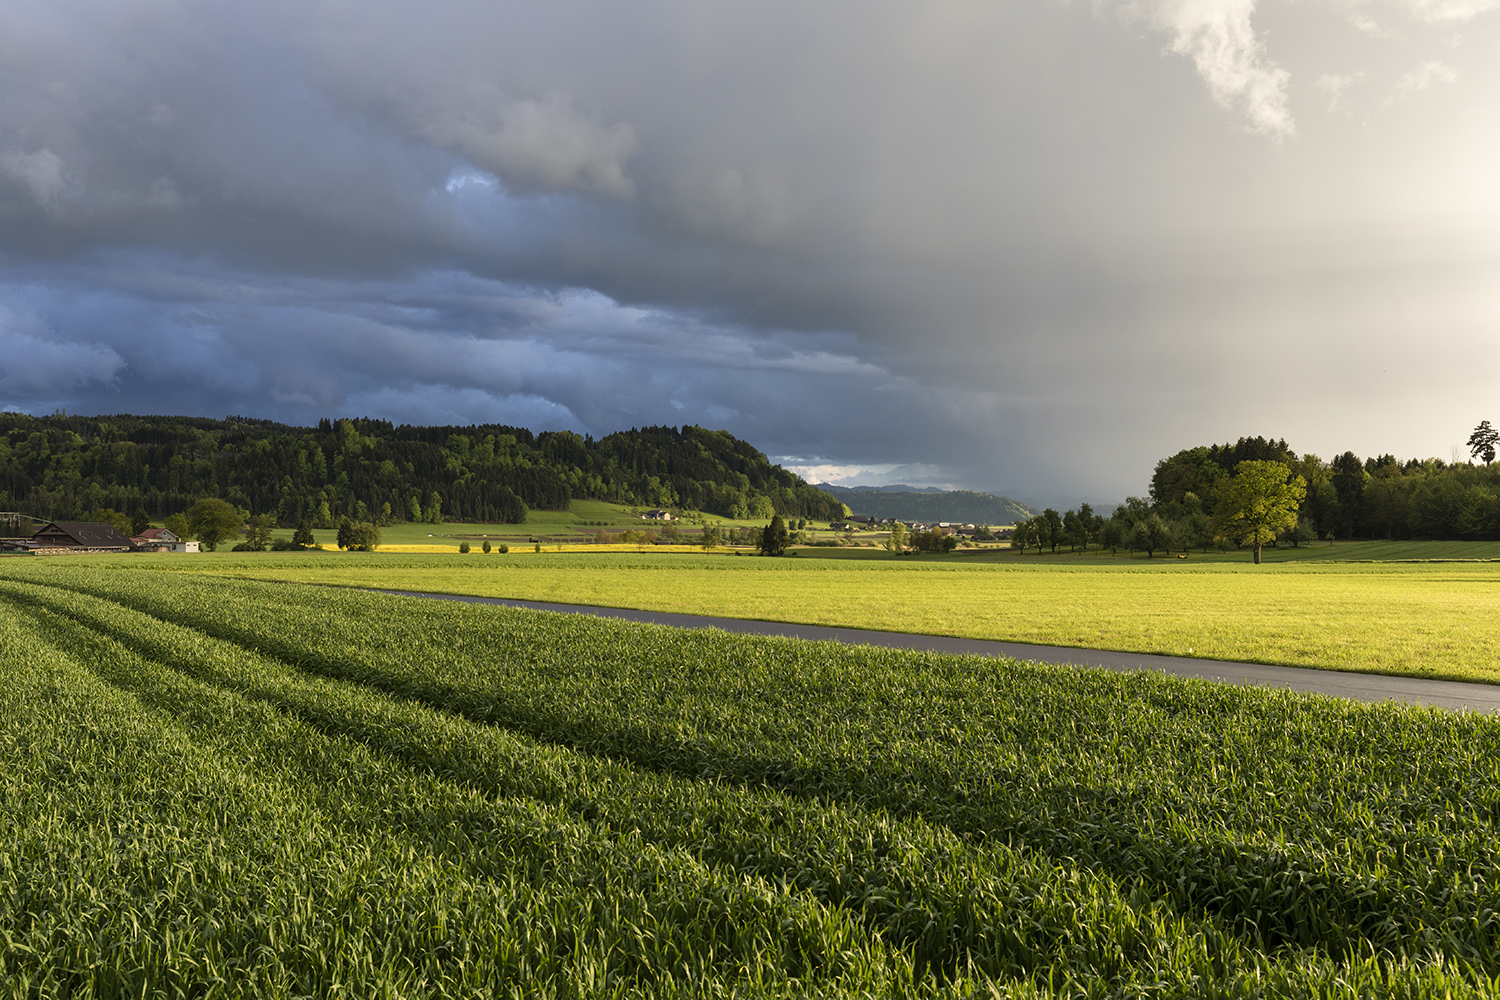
[372, 589, 1500, 714]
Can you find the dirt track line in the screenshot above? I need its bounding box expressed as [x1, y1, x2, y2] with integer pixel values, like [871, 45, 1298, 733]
[370, 589, 1500, 714]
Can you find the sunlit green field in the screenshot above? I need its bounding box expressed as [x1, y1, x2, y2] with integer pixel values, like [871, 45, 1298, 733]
[4, 567, 1500, 996]
[271, 498, 860, 547]
[19, 545, 1500, 683]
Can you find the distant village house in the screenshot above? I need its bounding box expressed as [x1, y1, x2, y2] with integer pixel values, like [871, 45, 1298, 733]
[131, 527, 200, 553]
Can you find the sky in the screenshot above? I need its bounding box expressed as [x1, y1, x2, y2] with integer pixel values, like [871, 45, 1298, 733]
[1, 0, 1497, 503]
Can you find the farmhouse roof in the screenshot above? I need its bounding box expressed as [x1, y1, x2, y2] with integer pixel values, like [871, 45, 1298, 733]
[34, 522, 137, 548]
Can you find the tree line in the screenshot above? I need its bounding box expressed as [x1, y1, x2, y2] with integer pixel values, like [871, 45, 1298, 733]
[0, 413, 843, 528]
[1151, 430, 1500, 543]
[1011, 431, 1500, 560]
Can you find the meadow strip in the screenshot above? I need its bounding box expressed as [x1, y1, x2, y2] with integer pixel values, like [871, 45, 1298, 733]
[71, 549, 1500, 682]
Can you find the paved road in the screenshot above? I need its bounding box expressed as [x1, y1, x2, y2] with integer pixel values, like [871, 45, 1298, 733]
[377, 590, 1500, 714]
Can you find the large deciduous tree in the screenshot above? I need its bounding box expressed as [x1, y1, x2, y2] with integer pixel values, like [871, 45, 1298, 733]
[349, 522, 382, 551]
[187, 498, 245, 552]
[1213, 461, 1307, 564]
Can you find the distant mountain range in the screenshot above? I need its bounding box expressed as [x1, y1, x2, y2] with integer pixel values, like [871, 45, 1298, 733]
[820, 483, 946, 494]
[817, 485, 1037, 524]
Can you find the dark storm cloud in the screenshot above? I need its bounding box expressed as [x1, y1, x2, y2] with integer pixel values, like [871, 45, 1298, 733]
[2, 1, 1498, 496]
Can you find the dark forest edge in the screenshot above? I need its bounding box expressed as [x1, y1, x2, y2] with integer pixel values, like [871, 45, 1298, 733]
[1013, 431, 1500, 562]
[0, 413, 845, 531]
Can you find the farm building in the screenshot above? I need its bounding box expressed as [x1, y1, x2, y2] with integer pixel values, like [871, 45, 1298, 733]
[130, 527, 199, 553]
[31, 522, 137, 553]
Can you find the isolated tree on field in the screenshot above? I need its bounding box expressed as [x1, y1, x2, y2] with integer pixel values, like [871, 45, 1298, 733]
[1010, 520, 1032, 552]
[349, 522, 381, 551]
[700, 523, 722, 550]
[292, 520, 316, 547]
[1469, 421, 1499, 464]
[336, 517, 354, 550]
[187, 498, 245, 552]
[1213, 460, 1307, 564]
[885, 520, 908, 552]
[759, 514, 789, 556]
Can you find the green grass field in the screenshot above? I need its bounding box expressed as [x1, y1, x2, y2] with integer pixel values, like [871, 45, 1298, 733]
[55, 545, 1500, 684]
[4, 565, 1500, 996]
[268, 499, 855, 548]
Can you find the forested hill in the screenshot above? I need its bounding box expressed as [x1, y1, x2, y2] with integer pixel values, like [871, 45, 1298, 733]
[819, 486, 1036, 525]
[0, 414, 843, 526]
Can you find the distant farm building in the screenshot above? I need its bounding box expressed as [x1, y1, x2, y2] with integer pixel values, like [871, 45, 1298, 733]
[130, 527, 199, 553]
[31, 522, 136, 553]
[641, 510, 677, 521]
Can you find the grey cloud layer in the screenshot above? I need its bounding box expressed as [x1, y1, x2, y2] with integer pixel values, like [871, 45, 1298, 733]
[2, 0, 1497, 496]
